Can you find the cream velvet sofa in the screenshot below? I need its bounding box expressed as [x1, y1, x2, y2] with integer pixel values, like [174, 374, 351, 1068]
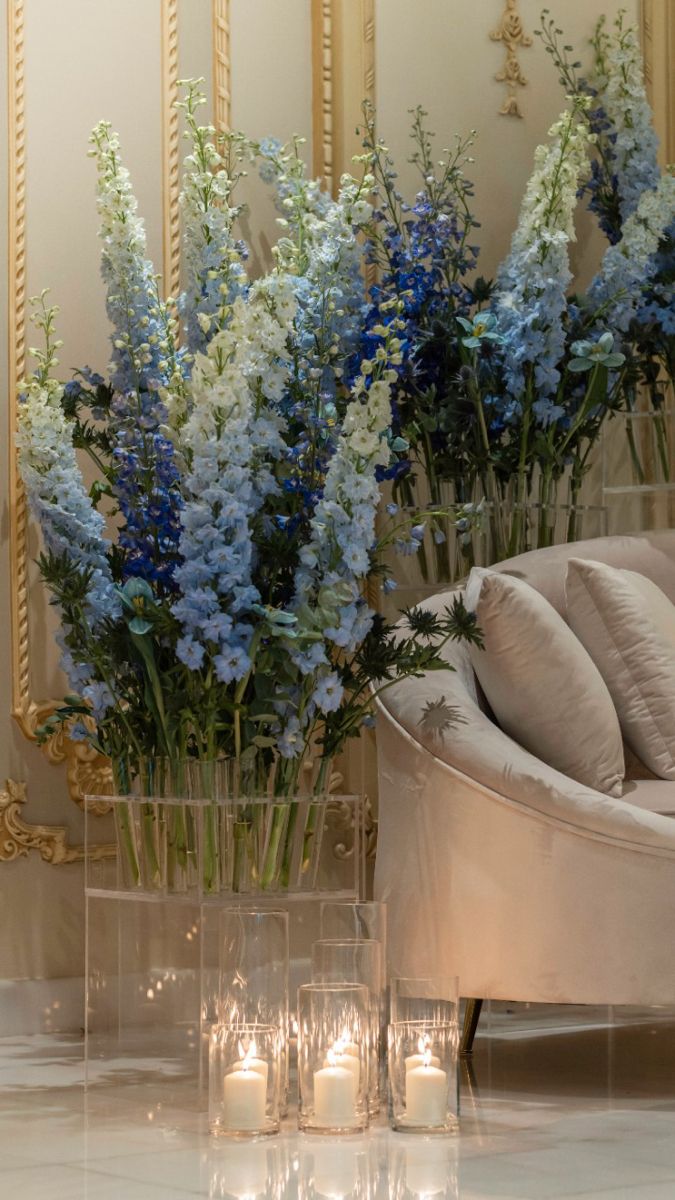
[374, 531, 675, 1012]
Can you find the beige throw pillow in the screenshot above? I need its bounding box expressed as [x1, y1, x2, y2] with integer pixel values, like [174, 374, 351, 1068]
[566, 558, 675, 780]
[465, 567, 625, 796]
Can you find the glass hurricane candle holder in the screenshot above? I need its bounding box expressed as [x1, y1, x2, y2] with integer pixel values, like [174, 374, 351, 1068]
[219, 908, 289, 1111]
[388, 1021, 459, 1134]
[390, 976, 459, 1025]
[297, 983, 370, 1134]
[209, 1023, 282, 1138]
[311, 938, 383, 1115]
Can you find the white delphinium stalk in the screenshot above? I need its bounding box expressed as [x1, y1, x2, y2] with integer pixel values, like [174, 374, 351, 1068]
[177, 80, 249, 356]
[89, 122, 182, 395]
[173, 275, 296, 681]
[588, 171, 675, 333]
[493, 97, 593, 416]
[590, 13, 660, 223]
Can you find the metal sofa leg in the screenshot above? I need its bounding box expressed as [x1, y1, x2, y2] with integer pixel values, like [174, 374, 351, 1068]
[461, 998, 483, 1055]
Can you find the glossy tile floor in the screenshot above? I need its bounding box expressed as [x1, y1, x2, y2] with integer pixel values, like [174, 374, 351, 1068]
[3, 1006, 675, 1198]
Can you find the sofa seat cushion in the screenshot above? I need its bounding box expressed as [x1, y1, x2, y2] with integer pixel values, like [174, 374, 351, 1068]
[465, 567, 625, 797]
[566, 558, 675, 780]
[621, 780, 675, 816]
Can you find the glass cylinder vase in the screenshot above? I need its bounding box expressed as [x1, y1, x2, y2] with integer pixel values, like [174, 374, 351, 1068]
[311, 939, 384, 1115]
[297, 983, 370, 1134]
[219, 908, 289, 1112]
[209, 1023, 282, 1138]
[388, 1020, 459, 1134]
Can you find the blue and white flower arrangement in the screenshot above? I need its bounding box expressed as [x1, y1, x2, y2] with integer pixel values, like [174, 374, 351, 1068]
[17, 81, 479, 823]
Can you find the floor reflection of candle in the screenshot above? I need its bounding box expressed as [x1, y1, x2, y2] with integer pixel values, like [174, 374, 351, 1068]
[406, 1049, 447, 1126]
[314, 1049, 357, 1127]
[311, 1140, 360, 1197]
[214, 1142, 269, 1196]
[405, 1140, 452, 1195]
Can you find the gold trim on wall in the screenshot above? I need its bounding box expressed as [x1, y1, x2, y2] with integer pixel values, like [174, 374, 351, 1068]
[310, 0, 375, 197]
[161, 0, 181, 297]
[6, 0, 183, 824]
[212, 0, 231, 133]
[642, 0, 675, 164]
[0, 780, 114, 865]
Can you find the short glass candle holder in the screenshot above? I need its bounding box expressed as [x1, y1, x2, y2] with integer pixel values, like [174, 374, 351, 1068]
[388, 1021, 459, 1134]
[297, 983, 370, 1135]
[209, 1023, 282, 1138]
[311, 938, 384, 1114]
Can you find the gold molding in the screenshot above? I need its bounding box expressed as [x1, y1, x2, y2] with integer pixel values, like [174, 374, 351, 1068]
[7, 1, 182, 818]
[0, 779, 112, 865]
[161, 0, 181, 298]
[490, 0, 532, 118]
[311, 0, 376, 197]
[642, 0, 675, 165]
[212, 0, 231, 133]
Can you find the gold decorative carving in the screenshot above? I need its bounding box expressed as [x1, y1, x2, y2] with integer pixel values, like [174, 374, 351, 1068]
[212, 0, 231, 133]
[0, 779, 113, 865]
[161, 0, 181, 298]
[642, 0, 675, 165]
[491, 0, 532, 118]
[331, 794, 377, 862]
[311, 0, 376, 197]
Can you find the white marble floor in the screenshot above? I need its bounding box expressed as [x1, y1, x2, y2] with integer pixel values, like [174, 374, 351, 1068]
[3, 1006, 675, 1198]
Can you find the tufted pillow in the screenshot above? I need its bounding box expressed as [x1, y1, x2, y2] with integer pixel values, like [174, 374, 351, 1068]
[566, 558, 675, 780]
[465, 567, 625, 796]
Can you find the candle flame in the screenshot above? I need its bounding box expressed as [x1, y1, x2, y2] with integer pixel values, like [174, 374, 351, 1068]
[423, 1047, 432, 1068]
[238, 1038, 257, 1070]
[417, 1034, 431, 1055]
[326, 1047, 337, 1068]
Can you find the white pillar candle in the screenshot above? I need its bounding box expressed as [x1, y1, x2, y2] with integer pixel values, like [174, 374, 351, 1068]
[323, 1051, 360, 1097]
[406, 1059, 447, 1127]
[223, 1063, 267, 1132]
[231, 1056, 269, 1088]
[314, 1053, 357, 1127]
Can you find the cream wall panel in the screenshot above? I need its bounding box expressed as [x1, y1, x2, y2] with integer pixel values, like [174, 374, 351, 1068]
[375, 0, 640, 286]
[230, 0, 313, 273]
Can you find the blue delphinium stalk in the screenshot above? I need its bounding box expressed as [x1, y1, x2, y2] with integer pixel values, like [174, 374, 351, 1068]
[492, 98, 592, 424]
[174, 278, 295, 683]
[16, 296, 120, 703]
[177, 80, 249, 355]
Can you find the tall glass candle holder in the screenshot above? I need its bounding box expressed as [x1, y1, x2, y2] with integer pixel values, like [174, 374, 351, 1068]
[311, 939, 383, 1115]
[219, 908, 289, 1110]
[320, 903, 388, 1101]
[390, 976, 459, 1025]
[209, 1023, 282, 1138]
[388, 1020, 459, 1134]
[297, 983, 370, 1135]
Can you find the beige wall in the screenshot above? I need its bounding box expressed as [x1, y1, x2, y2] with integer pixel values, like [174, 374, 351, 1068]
[0, 0, 666, 997]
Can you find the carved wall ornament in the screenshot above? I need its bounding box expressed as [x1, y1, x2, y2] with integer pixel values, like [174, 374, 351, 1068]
[491, 0, 532, 118]
[0, 779, 114, 865]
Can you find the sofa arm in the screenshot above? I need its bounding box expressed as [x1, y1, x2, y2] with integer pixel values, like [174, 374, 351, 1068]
[377, 669, 675, 856]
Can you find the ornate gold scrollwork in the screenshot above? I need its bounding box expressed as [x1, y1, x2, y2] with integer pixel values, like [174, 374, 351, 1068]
[0, 779, 114, 865]
[491, 0, 532, 118]
[331, 795, 378, 863]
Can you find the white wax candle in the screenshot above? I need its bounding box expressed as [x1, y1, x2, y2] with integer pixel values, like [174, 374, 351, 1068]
[406, 1062, 447, 1126]
[405, 1051, 441, 1073]
[323, 1051, 360, 1097]
[314, 1063, 357, 1127]
[223, 1063, 267, 1131]
[231, 1056, 269, 1088]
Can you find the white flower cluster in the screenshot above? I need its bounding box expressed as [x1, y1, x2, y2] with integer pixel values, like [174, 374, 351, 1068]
[89, 123, 180, 393]
[591, 14, 660, 221]
[589, 172, 675, 332]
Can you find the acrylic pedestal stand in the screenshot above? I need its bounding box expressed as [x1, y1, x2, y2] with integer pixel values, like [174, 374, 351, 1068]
[84, 793, 363, 1123]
